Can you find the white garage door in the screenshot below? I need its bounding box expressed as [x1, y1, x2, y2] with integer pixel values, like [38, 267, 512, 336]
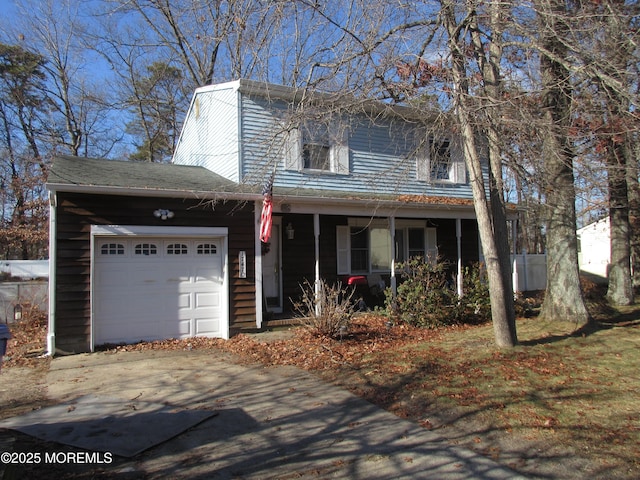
[93, 235, 227, 346]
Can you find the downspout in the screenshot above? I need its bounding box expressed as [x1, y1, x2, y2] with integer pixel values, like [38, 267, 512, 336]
[47, 192, 57, 356]
[255, 201, 264, 329]
[456, 218, 463, 297]
[314, 213, 320, 316]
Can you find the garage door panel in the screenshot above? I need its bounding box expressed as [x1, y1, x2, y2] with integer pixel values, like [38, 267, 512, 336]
[95, 268, 134, 288]
[166, 319, 192, 338]
[194, 264, 222, 281]
[177, 293, 191, 309]
[96, 317, 164, 345]
[93, 235, 227, 346]
[196, 292, 220, 308]
[196, 318, 220, 335]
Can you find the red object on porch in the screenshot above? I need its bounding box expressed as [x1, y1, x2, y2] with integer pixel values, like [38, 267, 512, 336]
[342, 275, 367, 286]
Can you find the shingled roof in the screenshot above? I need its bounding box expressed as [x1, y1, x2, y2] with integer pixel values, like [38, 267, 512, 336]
[47, 155, 256, 197]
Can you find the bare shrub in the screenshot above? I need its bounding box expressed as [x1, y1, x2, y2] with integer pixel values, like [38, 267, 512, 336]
[292, 279, 357, 338]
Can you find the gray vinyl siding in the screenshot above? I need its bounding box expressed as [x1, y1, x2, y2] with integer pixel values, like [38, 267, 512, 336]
[174, 86, 240, 183]
[239, 94, 290, 185]
[238, 92, 474, 199]
[175, 82, 476, 200]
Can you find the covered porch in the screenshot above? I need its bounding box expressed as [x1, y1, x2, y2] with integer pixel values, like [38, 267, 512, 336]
[253, 196, 482, 328]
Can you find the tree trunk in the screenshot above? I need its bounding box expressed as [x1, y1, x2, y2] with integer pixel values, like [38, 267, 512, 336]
[536, 0, 590, 325]
[443, 3, 516, 347]
[473, 1, 517, 341]
[603, 1, 634, 305]
[627, 150, 640, 291]
[607, 139, 634, 305]
[461, 116, 515, 347]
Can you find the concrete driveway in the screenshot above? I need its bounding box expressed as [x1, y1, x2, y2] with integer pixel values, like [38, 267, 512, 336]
[12, 348, 529, 479]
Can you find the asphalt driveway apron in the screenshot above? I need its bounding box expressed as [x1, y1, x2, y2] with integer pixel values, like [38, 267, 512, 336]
[29, 349, 527, 479]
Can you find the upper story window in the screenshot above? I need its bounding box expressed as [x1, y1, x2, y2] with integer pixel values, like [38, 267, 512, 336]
[303, 143, 331, 171]
[416, 136, 466, 184]
[430, 139, 453, 181]
[284, 122, 349, 174]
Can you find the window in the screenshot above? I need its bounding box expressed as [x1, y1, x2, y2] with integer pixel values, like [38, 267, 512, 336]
[350, 227, 369, 272]
[284, 123, 349, 174]
[370, 227, 392, 271]
[430, 139, 452, 181]
[197, 243, 217, 255]
[395, 228, 437, 263]
[101, 243, 124, 255]
[303, 143, 331, 170]
[409, 228, 427, 258]
[135, 243, 157, 256]
[337, 222, 436, 275]
[167, 243, 188, 255]
[416, 136, 466, 184]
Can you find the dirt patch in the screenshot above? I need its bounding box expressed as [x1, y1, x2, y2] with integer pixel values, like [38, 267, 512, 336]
[0, 362, 52, 420]
[1, 312, 53, 420]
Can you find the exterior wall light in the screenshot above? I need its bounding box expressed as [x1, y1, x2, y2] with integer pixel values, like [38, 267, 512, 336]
[286, 222, 295, 240]
[154, 209, 174, 220]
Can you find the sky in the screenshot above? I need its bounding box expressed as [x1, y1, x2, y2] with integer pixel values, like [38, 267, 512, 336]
[0, 0, 17, 18]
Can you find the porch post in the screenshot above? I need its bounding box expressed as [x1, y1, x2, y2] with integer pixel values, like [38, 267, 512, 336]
[314, 213, 321, 316]
[255, 201, 264, 329]
[390, 216, 396, 294]
[456, 218, 463, 297]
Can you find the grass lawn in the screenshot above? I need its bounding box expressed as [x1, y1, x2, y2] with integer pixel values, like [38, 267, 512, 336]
[330, 311, 640, 478]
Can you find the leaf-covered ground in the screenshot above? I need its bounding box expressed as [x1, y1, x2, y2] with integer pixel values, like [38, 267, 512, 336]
[4, 306, 640, 479]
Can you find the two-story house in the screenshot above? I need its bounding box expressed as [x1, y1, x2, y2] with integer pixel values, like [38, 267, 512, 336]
[46, 79, 481, 354]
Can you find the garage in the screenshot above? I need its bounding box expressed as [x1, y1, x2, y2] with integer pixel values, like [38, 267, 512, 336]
[91, 226, 229, 347]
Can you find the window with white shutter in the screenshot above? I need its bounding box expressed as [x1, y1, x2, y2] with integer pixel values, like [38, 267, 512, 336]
[416, 135, 466, 184]
[285, 122, 349, 174]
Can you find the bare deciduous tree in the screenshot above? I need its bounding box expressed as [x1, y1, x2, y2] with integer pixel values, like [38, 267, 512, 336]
[10, 0, 120, 158]
[440, 1, 516, 346]
[533, 0, 589, 324]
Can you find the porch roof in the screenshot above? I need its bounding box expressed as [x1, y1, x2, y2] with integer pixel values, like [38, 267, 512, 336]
[46, 155, 481, 215]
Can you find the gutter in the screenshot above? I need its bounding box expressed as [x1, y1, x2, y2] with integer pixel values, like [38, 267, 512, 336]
[45, 183, 262, 202]
[45, 181, 484, 218]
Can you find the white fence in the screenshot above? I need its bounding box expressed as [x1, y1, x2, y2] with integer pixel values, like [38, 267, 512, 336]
[0, 281, 48, 323]
[512, 253, 547, 292]
[1, 260, 49, 279]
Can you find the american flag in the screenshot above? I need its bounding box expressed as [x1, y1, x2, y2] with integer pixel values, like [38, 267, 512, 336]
[259, 173, 274, 243]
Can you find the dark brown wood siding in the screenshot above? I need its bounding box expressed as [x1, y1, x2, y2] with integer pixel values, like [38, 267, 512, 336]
[53, 192, 256, 353]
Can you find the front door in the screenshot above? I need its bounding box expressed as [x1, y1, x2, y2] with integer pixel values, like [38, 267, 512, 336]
[263, 221, 282, 312]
